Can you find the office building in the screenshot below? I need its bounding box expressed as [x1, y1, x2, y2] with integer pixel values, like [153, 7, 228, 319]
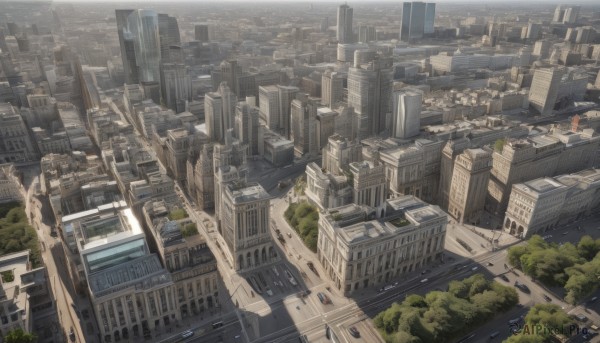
[391, 91, 422, 139]
[358, 25, 376, 43]
[258, 85, 280, 131]
[322, 134, 362, 176]
[194, 24, 209, 42]
[316, 108, 337, 150]
[424, 3, 436, 34]
[234, 102, 259, 156]
[126, 10, 161, 83]
[448, 148, 492, 224]
[317, 196, 446, 295]
[278, 85, 299, 139]
[528, 67, 563, 116]
[504, 169, 600, 238]
[337, 4, 354, 44]
[400, 2, 429, 41]
[220, 182, 276, 271]
[205, 83, 237, 142]
[321, 70, 344, 107]
[158, 13, 181, 62]
[115, 9, 138, 84]
[160, 63, 190, 113]
[291, 94, 318, 156]
[347, 57, 393, 137]
[553, 5, 580, 24]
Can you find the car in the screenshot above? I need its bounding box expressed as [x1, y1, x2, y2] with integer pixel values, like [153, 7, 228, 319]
[421, 269, 430, 275]
[348, 326, 360, 338]
[181, 330, 194, 338]
[420, 278, 429, 283]
[543, 294, 552, 302]
[514, 281, 530, 293]
[317, 292, 331, 304]
[50, 230, 58, 237]
[575, 314, 588, 322]
[68, 327, 75, 342]
[499, 274, 509, 282]
[486, 262, 494, 266]
[589, 296, 598, 303]
[489, 331, 500, 339]
[287, 232, 292, 238]
[562, 231, 569, 235]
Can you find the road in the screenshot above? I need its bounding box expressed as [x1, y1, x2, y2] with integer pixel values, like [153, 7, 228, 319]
[26, 176, 99, 343]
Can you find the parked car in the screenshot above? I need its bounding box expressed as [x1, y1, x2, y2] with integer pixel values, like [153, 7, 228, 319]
[68, 327, 75, 342]
[499, 274, 509, 282]
[543, 294, 552, 302]
[348, 326, 360, 338]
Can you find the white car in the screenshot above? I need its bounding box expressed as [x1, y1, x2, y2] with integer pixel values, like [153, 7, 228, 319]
[420, 278, 429, 283]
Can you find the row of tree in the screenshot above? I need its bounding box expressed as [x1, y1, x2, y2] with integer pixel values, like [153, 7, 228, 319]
[374, 274, 519, 343]
[508, 235, 600, 304]
[0, 202, 42, 268]
[284, 201, 319, 252]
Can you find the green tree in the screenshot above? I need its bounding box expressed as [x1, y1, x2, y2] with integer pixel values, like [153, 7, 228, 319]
[168, 208, 188, 220]
[577, 235, 600, 260]
[4, 328, 37, 343]
[507, 245, 530, 268]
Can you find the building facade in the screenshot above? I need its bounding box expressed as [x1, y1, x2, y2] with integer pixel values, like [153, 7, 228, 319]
[317, 196, 446, 295]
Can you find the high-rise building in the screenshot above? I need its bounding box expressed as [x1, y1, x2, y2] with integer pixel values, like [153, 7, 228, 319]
[529, 67, 564, 116]
[220, 182, 275, 271]
[337, 4, 354, 44]
[194, 24, 209, 42]
[115, 9, 138, 84]
[347, 57, 393, 137]
[291, 94, 318, 156]
[205, 83, 237, 142]
[321, 70, 344, 107]
[160, 63, 190, 113]
[400, 2, 430, 41]
[258, 85, 280, 131]
[391, 90, 422, 139]
[127, 10, 161, 83]
[278, 85, 299, 138]
[158, 14, 181, 62]
[553, 5, 580, 24]
[424, 3, 436, 34]
[358, 25, 376, 43]
[205, 92, 224, 142]
[234, 102, 259, 156]
[448, 148, 492, 224]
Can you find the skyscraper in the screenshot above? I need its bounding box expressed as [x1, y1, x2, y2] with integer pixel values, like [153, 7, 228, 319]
[158, 13, 181, 62]
[291, 94, 318, 156]
[391, 91, 422, 139]
[400, 2, 433, 41]
[205, 82, 237, 142]
[258, 85, 280, 131]
[321, 70, 344, 107]
[234, 102, 260, 156]
[337, 4, 354, 44]
[194, 24, 209, 42]
[115, 9, 138, 84]
[160, 63, 190, 113]
[278, 85, 299, 138]
[347, 57, 393, 137]
[424, 3, 436, 34]
[529, 67, 564, 116]
[127, 10, 161, 83]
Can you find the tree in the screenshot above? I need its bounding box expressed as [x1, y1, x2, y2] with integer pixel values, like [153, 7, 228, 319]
[577, 235, 600, 260]
[4, 328, 37, 343]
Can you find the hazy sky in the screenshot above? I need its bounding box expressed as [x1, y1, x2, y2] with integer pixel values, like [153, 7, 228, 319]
[51, 0, 594, 2]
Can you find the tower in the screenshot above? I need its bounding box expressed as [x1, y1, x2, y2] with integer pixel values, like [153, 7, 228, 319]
[392, 91, 422, 139]
[337, 4, 354, 44]
[529, 67, 564, 116]
[448, 149, 492, 224]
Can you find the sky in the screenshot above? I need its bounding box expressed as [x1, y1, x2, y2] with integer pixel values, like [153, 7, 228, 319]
[50, 0, 598, 3]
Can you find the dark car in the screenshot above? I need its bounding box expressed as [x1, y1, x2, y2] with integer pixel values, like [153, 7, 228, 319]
[499, 274, 509, 282]
[514, 281, 530, 293]
[543, 294, 552, 302]
[348, 326, 360, 338]
[317, 292, 331, 304]
[68, 327, 75, 342]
